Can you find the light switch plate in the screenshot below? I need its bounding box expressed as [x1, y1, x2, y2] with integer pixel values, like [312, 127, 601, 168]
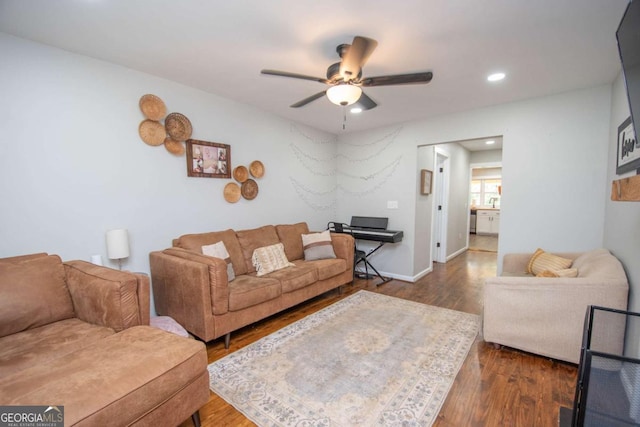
[387, 200, 399, 209]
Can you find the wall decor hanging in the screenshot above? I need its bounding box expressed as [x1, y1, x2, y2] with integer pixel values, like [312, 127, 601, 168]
[138, 94, 194, 157]
[420, 169, 433, 195]
[185, 139, 231, 178]
[616, 116, 640, 175]
[139, 119, 166, 146]
[164, 136, 185, 156]
[250, 160, 265, 178]
[165, 112, 193, 141]
[241, 179, 259, 200]
[139, 94, 166, 121]
[224, 182, 242, 203]
[233, 165, 249, 183]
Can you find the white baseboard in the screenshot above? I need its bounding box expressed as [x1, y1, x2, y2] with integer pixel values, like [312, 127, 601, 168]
[355, 266, 433, 283]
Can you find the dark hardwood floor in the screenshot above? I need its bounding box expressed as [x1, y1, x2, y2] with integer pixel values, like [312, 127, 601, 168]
[183, 250, 577, 427]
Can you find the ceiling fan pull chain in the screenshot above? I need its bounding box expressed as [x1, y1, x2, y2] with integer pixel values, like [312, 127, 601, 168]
[343, 106, 347, 130]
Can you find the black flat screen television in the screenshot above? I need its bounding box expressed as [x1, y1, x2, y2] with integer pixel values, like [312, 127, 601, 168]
[617, 0, 640, 144]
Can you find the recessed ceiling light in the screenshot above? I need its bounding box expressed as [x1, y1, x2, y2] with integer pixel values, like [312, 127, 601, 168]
[487, 72, 506, 82]
[350, 107, 363, 114]
[485, 140, 495, 145]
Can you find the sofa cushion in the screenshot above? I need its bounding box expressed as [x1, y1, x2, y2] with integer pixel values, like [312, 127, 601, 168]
[0, 318, 114, 378]
[228, 275, 281, 311]
[294, 258, 348, 281]
[236, 225, 280, 273]
[202, 241, 235, 282]
[263, 265, 318, 293]
[275, 222, 310, 261]
[0, 255, 75, 338]
[174, 229, 247, 275]
[0, 326, 207, 426]
[302, 230, 337, 261]
[526, 248, 573, 275]
[252, 243, 295, 276]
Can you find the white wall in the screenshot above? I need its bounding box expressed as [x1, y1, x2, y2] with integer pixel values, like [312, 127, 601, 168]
[441, 143, 471, 258]
[470, 149, 503, 165]
[0, 32, 618, 294]
[414, 145, 435, 277]
[0, 34, 337, 278]
[336, 85, 612, 276]
[604, 72, 640, 311]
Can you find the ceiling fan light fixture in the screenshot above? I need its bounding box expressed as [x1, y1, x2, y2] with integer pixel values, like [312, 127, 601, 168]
[326, 84, 362, 106]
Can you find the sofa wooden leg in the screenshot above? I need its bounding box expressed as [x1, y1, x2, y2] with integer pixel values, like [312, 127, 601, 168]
[224, 333, 230, 349]
[191, 410, 201, 427]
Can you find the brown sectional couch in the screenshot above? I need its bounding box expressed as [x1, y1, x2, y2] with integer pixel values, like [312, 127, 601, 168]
[149, 222, 354, 347]
[0, 253, 210, 426]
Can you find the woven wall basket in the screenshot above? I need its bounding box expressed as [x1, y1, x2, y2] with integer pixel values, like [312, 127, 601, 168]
[165, 112, 193, 141]
[164, 137, 185, 156]
[139, 94, 167, 121]
[224, 182, 241, 203]
[139, 119, 166, 146]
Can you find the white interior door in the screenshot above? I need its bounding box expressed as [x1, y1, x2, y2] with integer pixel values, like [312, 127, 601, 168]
[432, 150, 450, 263]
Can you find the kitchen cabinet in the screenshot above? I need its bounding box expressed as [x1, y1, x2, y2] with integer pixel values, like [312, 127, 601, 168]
[476, 210, 500, 235]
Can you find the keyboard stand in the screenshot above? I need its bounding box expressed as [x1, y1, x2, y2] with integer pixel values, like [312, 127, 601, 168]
[354, 241, 392, 285]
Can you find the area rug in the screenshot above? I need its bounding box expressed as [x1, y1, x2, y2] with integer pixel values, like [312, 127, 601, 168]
[208, 290, 479, 426]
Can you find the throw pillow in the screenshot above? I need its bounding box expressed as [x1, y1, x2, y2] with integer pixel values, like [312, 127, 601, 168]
[301, 230, 337, 261]
[526, 248, 573, 276]
[536, 268, 579, 278]
[252, 243, 295, 276]
[202, 241, 235, 282]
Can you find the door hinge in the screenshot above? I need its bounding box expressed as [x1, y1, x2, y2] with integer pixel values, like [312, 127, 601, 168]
[438, 205, 442, 210]
[436, 242, 441, 248]
[439, 167, 444, 173]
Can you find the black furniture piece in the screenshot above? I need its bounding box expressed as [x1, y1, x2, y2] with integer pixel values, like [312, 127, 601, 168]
[327, 217, 403, 285]
[559, 305, 640, 427]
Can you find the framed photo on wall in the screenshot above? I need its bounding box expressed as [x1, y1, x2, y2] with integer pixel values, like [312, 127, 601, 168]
[420, 169, 433, 195]
[185, 139, 231, 178]
[616, 116, 640, 175]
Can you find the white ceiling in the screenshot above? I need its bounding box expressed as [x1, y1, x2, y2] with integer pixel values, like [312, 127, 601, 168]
[0, 0, 630, 134]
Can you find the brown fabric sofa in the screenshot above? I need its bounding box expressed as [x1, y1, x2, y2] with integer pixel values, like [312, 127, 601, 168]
[0, 253, 210, 426]
[149, 222, 354, 347]
[483, 248, 629, 364]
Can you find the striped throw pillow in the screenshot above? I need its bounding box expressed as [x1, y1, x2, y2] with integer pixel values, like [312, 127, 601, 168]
[301, 230, 337, 261]
[527, 248, 573, 276]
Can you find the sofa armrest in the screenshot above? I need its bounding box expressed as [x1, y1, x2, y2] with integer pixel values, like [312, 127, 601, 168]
[330, 233, 355, 267]
[483, 275, 628, 363]
[63, 261, 149, 331]
[501, 253, 534, 274]
[150, 248, 228, 342]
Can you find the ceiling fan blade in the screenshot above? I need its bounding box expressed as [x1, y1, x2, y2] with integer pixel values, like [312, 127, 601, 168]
[361, 71, 433, 87]
[290, 91, 327, 108]
[340, 36, 378, 81]
[261, 69, 329, 84]
[355, 91, 377, 110]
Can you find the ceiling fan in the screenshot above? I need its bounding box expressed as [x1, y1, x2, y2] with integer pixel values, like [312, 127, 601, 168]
[261, 36, 433, 111]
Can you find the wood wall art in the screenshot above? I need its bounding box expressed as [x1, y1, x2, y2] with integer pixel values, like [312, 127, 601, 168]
[420, 169, 432, 195]
[185, 139, 231, 178]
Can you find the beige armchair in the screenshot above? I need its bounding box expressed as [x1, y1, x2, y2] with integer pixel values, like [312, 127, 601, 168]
[482, 249, 629, 364]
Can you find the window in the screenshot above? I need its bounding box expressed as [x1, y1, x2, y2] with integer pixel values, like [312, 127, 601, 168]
[470, 179, 501, 207]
